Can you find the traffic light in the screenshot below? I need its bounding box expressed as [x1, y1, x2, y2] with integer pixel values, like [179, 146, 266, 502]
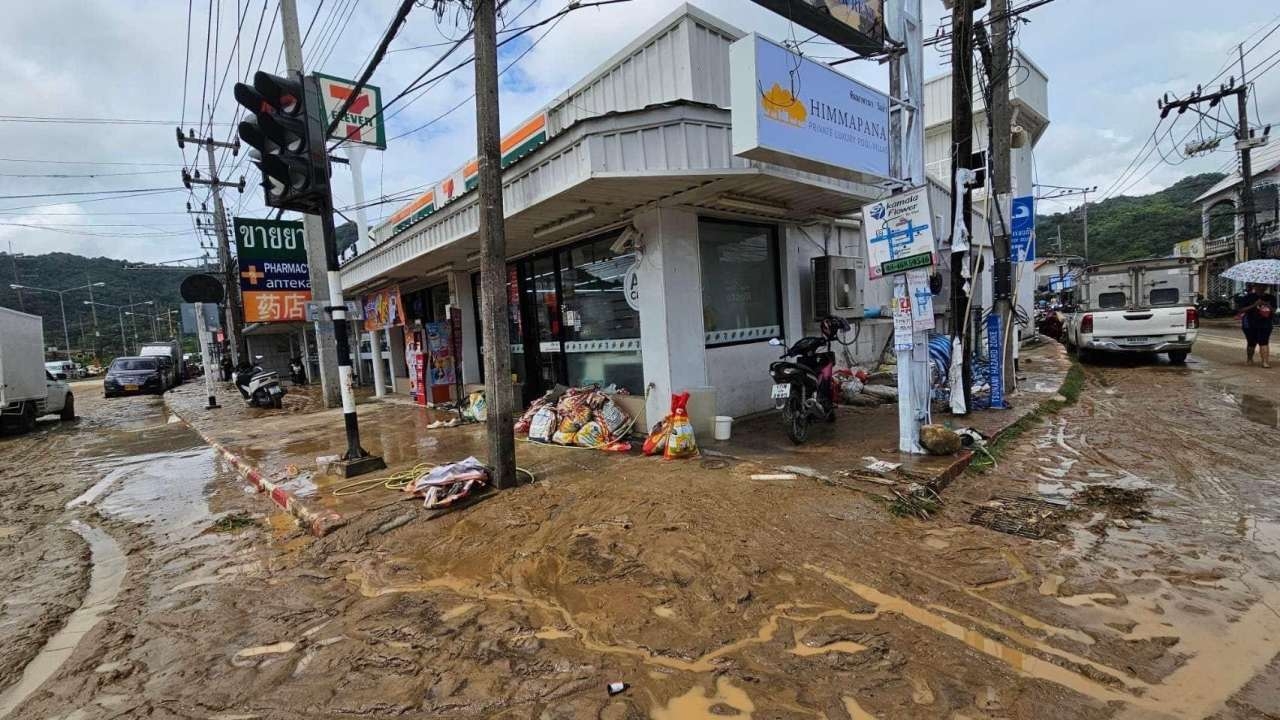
[234, 71, 330, 214]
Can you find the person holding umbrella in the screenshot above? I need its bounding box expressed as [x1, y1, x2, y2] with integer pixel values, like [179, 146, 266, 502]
[1222, 260, 1280, 368]
[1234, 283, 1275, 367]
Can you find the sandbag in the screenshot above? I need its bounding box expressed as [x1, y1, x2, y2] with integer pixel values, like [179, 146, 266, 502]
[528, 407, 557, 443]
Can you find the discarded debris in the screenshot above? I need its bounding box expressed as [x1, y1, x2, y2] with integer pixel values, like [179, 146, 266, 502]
[1076, 485, 1152, 520]
[863, 457, 902, 473]
[209, 512, 256, 533]
[919, 425, 962, 455]
[607, 682, 629, 696]
[888, 484, 942, 519]
[969, 494, 1070, 538]
[750, 473, 798, 481]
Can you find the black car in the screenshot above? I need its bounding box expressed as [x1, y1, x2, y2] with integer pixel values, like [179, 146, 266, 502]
[104, 357, 165, 397]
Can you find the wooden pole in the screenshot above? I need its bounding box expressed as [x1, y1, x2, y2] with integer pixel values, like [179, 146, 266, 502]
[472, 0, 517, 489]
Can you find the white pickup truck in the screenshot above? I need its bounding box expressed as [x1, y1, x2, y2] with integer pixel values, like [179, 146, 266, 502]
[0, 308, 75, 433]
[1063, 257, 1199, 364]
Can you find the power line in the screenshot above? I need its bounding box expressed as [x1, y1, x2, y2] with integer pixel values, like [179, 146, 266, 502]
[200, 0, 214, 133]
[0, 157, 186, 167]
[0, 189, 188, 213]
[301, 0, 327, 46]
[182, 0, 195, 129]
[316, 0, 361, 71]
[0, 170, 175, 179]
[0, 187, 187, 201]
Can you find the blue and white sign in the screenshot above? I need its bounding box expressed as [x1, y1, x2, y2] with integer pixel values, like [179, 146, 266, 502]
[1011, 195, 1035, 262]
[987, 313, 1005, 409]
[863, 186, 937, 278]
[730, 33, 890, 182]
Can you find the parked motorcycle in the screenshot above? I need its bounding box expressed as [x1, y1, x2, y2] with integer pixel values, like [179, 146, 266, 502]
[768, 316, 850, 445]
[1195, 294, 1234, 319]
[235, 357, 286, 409]
[289, 356, 307, 385]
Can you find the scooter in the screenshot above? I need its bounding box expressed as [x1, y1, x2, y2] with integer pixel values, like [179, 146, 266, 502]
[768, 316, 850, 445]
[289, 356, 307, 385]
[235, 357, 286, 409]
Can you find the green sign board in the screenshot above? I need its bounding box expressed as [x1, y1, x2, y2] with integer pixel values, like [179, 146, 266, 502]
[879, 252, 933, 276]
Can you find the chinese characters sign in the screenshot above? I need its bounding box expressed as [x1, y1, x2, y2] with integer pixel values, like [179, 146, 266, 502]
[863, 186, 936, 279]
[233, 217, 311, 323]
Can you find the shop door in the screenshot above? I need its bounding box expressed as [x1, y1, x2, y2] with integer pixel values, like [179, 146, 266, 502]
[519, 255, 567, 397]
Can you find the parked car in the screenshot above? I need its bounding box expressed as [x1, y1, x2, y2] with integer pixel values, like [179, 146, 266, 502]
[104, 356, 166, 397]
[1063, 257, 1199, 364]
[2, 309, 75, 433]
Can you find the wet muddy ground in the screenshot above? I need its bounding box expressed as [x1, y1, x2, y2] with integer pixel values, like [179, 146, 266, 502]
[1, 334, 1277, 719]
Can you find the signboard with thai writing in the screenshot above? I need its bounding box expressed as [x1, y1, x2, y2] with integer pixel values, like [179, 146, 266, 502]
[361, 286, 406, 332]
[862, 186, 936, 279]
[233, 217, 311, 323]
[730, 33, 890, 183]
[383, 113, 549, 236]
[314, 73, 386, 149]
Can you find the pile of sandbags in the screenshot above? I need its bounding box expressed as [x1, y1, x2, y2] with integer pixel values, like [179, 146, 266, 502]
[515, 385, 633, 451]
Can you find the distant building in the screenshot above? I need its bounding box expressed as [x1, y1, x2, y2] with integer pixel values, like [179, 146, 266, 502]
[1195, 142, 1280, 296]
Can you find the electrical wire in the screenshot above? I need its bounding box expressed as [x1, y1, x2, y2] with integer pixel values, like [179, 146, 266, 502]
[301, 0, 327, 46]
[316, 0, 361, 71]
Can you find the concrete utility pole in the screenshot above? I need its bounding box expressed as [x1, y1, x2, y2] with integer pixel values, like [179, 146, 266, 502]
[987, 0, 1015, 396]
[280, 0, 342, 408]
[179, 130, 247, 364]
[1238, 45, 1257, 258]
[949, 0, 975, 414]
[472, 0, 518, 489]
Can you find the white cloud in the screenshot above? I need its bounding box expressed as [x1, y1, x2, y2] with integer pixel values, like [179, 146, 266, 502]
[4, 0, 1280, 263]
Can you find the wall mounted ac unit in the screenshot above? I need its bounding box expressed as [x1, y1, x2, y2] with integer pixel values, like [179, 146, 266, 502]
[812, 255, 865, 320]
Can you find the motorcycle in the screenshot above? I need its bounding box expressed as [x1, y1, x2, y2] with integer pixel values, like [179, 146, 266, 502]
[768, 316, 850, 445]
[1195, 294, 1234, 319]
[289, 356, 307, 385]
[235, 357, 286, 409]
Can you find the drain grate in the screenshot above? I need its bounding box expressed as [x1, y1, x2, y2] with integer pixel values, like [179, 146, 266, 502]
[969, 494, 1070, 539]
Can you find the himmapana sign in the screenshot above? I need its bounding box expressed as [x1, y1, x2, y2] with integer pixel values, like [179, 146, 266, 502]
[233, 218, 311, 322]
[730, 33, 890, 183]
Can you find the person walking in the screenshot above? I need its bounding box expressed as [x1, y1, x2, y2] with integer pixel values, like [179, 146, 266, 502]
[1235, 283, 1276, 367]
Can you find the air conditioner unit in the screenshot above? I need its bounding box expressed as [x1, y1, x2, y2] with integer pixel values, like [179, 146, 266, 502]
[812, 255, 865, 320]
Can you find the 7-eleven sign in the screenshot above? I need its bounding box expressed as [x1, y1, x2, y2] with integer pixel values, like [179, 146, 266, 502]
[313, 72, 386, 149]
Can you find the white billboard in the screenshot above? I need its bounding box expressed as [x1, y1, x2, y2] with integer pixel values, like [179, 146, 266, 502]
[862, 186, 937, 278]
[730, 33, 890, 183]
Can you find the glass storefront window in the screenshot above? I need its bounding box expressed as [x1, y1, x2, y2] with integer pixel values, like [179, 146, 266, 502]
[698, 219, 782, 346]
[559, 235, 642, 393]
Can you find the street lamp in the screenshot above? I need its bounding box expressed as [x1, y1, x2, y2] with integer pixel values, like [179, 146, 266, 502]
[85, 300, 151, 355]
[10, 281, 105, 358]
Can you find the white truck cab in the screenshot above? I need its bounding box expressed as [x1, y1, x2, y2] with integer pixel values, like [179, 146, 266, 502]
[1064, 257, 1199, 364]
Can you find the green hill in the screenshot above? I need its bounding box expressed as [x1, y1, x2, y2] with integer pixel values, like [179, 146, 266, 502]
[0, 252, 203, 361]
[1036, 172, 1229, 263]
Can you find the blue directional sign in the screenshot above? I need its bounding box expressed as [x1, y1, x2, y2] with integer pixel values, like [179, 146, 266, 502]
[1011, 195, 1035, 261]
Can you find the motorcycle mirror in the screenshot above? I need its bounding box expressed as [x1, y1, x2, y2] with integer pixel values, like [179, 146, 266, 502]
[254, 355, 264, 361]
[768, 337, 783, 347]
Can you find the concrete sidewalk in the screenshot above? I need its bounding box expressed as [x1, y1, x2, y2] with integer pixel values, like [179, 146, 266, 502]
[165, 339, 1070, 536]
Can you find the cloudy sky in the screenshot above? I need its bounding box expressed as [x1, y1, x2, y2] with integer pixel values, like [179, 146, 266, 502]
[2, 0, 1278, 263]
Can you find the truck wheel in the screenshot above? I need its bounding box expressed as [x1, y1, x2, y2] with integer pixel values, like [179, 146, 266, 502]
[60, 393, 76, 421]
[1076, 347, 1093, 364]
[1167, 350, 1188, 365]
[19, 402, 37, 433]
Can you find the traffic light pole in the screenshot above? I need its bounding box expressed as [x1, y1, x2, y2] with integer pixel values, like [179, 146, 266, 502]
[319, 190, 384, 476]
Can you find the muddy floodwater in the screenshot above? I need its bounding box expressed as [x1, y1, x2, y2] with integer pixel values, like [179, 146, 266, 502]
[1, 334, 1279, 719]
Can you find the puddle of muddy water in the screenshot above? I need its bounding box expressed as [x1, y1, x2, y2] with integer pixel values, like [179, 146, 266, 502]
[1241, 394, 1280, 428]
[651, 676, 755, 720]
[0, 522, 125, 718]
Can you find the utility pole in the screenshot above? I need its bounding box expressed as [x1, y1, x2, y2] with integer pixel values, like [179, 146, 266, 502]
[1238, 45, 1256, 259]
[981, 0, 1014, 397]
[949, 0, 975, 414]
[280, 0, 342, 409]
[472, 0, 517, 489]
[1036, 184, 1096, 263]
[179, 129, 247, 364]
[1159, 78, 1265, 256]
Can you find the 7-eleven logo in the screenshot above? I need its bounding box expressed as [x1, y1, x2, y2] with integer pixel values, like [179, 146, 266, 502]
[327, 85, 372, 141]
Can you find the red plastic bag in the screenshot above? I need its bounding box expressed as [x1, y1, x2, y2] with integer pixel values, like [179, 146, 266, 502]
[663, 392, 698, 459]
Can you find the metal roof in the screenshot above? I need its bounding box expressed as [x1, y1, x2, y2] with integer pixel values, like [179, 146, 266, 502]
[1196, 140, 1280, 204]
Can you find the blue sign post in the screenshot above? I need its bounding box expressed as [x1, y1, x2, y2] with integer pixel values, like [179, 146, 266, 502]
[1011, 195, 1035, 262]
[987, 313, 1005, 409]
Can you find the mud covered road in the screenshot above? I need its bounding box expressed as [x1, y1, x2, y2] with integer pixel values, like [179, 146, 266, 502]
[0, 336, 1277, 719]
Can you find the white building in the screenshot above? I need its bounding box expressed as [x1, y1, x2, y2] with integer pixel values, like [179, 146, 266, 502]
[1195, 142, 1280, 297]
[338, 4, 1045, 423]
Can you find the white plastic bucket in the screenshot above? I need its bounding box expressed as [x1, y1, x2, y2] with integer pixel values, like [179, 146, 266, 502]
[712, 415, 733, 441]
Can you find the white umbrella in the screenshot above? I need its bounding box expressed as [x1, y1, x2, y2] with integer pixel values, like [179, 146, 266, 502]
[1220, 259, 1280, 285]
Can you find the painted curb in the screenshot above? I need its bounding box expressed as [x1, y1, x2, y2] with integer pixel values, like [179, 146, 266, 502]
[164, 393, 347, 537]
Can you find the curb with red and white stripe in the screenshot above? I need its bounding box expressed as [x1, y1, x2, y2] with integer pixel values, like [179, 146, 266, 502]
[165, 396, 347, 537]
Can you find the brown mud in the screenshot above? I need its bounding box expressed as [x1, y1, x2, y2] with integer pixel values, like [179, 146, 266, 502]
[1, 339, 1278, 719]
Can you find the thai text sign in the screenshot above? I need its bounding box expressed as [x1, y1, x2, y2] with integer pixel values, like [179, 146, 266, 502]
[233, 217, 311, 323]
[361, 286, 406, 332]
[730, 33, 890, 183]
[863, 186, 936, 279]
[315, 73, 386, 149]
